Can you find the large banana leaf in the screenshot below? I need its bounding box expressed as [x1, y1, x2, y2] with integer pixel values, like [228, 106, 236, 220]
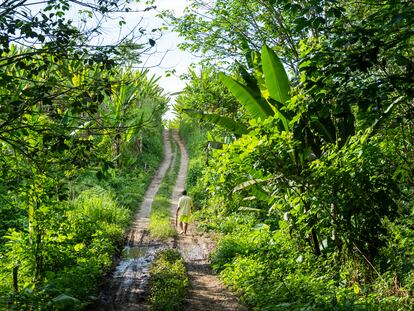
[219, 73, 274, 120]
[236, 61, 261, 97]
[183, 109, 248, 136]
[232, 178, 270, 202]
[261, 45, 290, 105]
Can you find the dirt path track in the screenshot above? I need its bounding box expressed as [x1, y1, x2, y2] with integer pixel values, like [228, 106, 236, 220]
[93, 130, 172, 311]
[93, 130, 246, 310]
[171, 131, 248, 311]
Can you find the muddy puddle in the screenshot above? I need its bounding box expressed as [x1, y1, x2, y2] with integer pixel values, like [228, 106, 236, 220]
[122, 246, 150, 259]
[113, 245, 165, 297]
[179, 244, 210, 262]
[93, 244, 166, 310]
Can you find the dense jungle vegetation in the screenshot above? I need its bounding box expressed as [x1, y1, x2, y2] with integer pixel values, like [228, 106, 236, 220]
[171, 0, 414, 309]
[0, 0, 168, 309]
[1, 0, 413, 310]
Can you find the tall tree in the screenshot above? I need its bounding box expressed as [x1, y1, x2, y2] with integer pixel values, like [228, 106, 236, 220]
[163, 0, 345, 72]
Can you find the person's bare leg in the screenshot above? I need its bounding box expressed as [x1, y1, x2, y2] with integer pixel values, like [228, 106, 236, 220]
[179, 222, 184, 233]
[184, 223, 188, 235]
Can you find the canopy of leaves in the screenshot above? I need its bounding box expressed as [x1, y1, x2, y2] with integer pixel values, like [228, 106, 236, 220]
[177, 0, 414, 308]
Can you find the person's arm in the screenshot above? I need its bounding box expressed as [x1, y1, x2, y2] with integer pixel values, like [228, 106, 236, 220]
[175, 206, 179, 227]
[176, 199, 181, 227]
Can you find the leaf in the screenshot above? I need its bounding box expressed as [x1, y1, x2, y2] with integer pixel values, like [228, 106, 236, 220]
[233, 179, 270, 202]
[267, 98, 290, 131]
[233, 179, 265, 193]
[74, 243, 85, 252]
[183, 109, 248, 136]
[236, 61, 261, 96]
[52, 294, 80, 306]
[238, 207, 265, 213]
[311, 116, 335, 143]
[250, 185, 270, 201]
[219, 73, 274, 120]
[261, 45, 290, 104]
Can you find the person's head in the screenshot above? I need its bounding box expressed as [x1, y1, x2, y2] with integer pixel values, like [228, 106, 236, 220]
[182, 190, 187, 196]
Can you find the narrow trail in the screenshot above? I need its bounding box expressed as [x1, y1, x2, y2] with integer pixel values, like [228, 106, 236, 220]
[93, 130, 173, 311]
[171, 131, 248, 311]
[93, 129, 246, 310]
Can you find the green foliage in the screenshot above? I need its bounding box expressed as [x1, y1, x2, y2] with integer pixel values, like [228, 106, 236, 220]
[178, 121, 206, 160]
[183, 109, 248, 137]
[72, 187, 131, 228]
[0, 49, 166, 309]
[219, 72, 274, 121]
[178, 121, 212, 210]
[213, 224, 413, 310]
[0, 186, 126, 308]
[148, 249, 189, 311]
[176, 1, 414, 308]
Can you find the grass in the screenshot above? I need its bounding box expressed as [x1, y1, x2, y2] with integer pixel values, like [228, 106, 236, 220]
[148, 249, 189, 311]
[149, 130, 181, 240]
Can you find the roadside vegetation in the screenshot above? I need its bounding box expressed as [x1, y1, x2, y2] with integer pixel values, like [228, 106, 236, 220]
[171, 0, 414, 309]
[148, 249, 189, 311]
[0, 1, 167, 308]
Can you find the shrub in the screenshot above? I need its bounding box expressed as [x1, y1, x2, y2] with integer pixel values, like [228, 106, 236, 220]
[148, 249, 189, 311]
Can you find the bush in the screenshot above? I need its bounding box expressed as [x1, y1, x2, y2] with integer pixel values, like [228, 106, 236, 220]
[211, 222, 414, 310]
[148, 249, 189, 311]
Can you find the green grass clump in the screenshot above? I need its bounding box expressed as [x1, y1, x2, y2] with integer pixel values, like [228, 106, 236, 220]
[148, 249, 189, 311]
[149, 196, 176, 239]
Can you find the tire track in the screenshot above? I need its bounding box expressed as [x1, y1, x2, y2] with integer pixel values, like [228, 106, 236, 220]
[170, 130, 248, 311]
[92, 129, 173, 311]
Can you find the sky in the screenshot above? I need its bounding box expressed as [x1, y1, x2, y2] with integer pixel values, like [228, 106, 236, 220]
[142, 0, 199, 119]
[119, 0, 199, 120]
[68, 0, 197, 119]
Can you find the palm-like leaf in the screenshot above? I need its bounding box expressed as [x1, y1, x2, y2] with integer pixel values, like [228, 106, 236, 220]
[183, 109, 248, 136]
[219, 73, 274, 120]
[261, 45, 290, 104]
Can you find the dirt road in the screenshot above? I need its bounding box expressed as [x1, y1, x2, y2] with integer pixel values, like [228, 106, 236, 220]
[92, 130, 173, 311]
[93, 129, 246, 310]
[171, 131, 248, 311]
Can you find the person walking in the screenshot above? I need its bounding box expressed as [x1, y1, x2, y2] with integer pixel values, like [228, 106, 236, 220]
[176, 190, 193, 235]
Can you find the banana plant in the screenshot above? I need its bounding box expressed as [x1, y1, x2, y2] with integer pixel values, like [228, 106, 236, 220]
[99, 70, 149, 160]
[219, 45, 291, 132]
[182, 45, 292, 151]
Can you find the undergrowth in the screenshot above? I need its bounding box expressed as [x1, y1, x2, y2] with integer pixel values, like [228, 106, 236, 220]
[211, 222, 414, 311]
[148, 249, 188, 311]
[0, 129, 164, 310]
